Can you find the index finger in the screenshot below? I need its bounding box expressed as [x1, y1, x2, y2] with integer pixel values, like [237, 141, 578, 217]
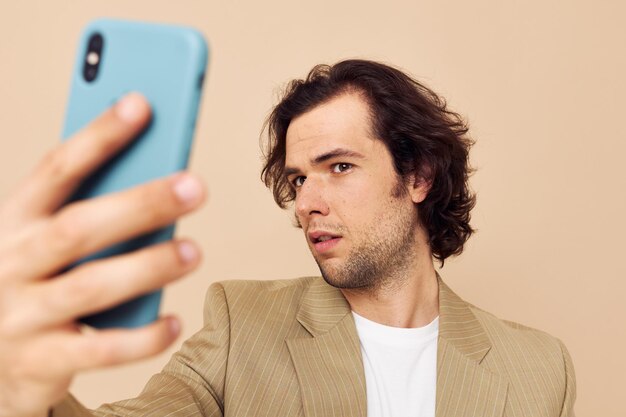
[3, 93, 151, 222]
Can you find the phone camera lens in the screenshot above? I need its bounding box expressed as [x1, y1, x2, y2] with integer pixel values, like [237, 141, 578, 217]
[83, 33, 104, 83]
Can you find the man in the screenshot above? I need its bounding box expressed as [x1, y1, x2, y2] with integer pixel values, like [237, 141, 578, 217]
[0, 60, 575, 417]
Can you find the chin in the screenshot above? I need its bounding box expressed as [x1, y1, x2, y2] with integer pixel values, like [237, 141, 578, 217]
[318, 264, 362, 290]
[320, 271, 346, 289]
[316, 261, 343, 287]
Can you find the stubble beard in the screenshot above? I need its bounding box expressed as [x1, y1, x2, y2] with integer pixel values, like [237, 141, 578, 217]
[315, 191, 419, 294]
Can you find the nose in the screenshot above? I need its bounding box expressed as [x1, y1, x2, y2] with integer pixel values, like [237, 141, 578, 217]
[295, 177, 329, 221]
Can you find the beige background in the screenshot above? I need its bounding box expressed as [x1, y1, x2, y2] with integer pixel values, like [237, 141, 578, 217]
[1, 1, 624, 415]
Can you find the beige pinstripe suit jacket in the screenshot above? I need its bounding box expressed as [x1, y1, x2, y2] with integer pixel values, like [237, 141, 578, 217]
[53, 275, 576, 417]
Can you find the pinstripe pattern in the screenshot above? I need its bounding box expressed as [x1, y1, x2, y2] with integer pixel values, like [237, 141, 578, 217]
[52, 275, 576, 416]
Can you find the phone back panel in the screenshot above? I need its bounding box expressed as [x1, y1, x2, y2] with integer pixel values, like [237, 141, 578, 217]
[62, 19, 208, 328]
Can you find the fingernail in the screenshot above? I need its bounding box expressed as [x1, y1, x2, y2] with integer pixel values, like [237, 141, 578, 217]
[173, 174, 202, 204]
[114, 93, 146, 122]
[177, 241, 198, 264]
[168, 317, 181, 337]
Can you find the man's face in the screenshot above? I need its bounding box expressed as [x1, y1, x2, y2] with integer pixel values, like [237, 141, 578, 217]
[284, 92, 424, 291]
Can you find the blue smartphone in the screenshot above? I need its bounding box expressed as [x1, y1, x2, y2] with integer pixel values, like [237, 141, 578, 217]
[61, 18, 209, 329]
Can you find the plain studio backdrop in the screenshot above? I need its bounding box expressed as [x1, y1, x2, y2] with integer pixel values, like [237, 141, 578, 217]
[1, 1, 624, 415]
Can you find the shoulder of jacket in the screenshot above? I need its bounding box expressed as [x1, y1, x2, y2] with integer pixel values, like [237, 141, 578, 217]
[204, 276, 320, 313]
[467, 303, 566, 362]
[465, 302, 575, 409]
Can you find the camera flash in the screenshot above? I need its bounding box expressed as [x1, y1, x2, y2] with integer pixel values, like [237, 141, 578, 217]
[86, 51, 99, 65]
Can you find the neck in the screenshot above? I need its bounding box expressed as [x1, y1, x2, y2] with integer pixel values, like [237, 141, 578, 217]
[340, 258, 439, 328]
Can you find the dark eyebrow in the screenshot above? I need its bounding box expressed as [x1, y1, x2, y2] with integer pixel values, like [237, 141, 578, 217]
[284, 148, 366, 178]
[312, 148, 365, 165]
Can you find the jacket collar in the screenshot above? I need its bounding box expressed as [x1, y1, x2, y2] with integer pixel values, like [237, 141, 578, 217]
[295, 273, 491, 358]
[436, 273, 492, 363]
[288, 273, 507, 417]
[294, 276, 353, 337]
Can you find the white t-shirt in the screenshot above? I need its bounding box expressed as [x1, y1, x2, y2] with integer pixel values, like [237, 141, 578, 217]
[352, 311, 439, 417]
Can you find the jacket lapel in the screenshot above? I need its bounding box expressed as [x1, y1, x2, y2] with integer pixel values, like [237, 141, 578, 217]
[435, 277, 508, 417]
[286, 278, 367, 417]
[287, 276, 508, 417]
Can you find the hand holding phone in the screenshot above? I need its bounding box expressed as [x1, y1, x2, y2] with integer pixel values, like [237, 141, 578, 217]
[0, 18, 209, 417]
[0, 93, 206, 417]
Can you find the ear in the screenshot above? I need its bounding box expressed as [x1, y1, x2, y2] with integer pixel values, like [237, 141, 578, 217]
[407, 172, 432, 204]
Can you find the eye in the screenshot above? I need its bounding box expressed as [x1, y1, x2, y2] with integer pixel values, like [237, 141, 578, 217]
[292, 176, 306, 188]
[332, 163, 352, 173]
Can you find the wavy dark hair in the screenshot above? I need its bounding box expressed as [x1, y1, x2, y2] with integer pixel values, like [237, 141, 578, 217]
[261, 59, 476, 266]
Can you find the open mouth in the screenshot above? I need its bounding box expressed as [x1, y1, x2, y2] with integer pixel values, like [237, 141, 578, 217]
[313, 235, 338, 243]
[308, 230, 343, 253]
[308, 231, 341, 243]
